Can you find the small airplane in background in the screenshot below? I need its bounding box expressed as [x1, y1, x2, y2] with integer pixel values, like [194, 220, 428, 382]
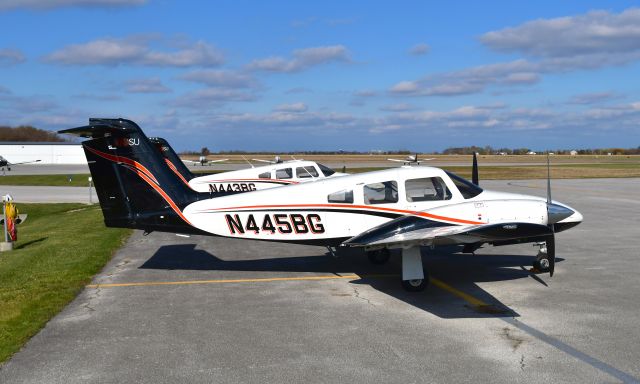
[63, 119, 583, 292]
[388, 153, 434, 165]
[0, 155, 41, 172]
[149, 137, 346, 193]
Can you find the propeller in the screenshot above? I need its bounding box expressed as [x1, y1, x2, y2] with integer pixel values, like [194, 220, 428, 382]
[546, 152, 555, 276]
[472, 152, 479, 186]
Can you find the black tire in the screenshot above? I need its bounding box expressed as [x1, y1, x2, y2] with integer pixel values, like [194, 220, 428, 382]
[533, 256, 550, 272]
[367, 248, 391, 265]
[401, 273, 430, 292]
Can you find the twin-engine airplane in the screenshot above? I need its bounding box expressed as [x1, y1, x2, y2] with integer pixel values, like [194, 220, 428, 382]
[149, 137, 346, 193]
[61, 118, 583, 291]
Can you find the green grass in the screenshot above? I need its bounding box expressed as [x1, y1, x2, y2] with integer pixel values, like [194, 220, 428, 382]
[0, 174, 92, 187]
[0, 203, 131, 363]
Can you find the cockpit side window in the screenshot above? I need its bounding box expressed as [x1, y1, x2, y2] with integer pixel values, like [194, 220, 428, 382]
[445, 171, 483, 199]
[275, 168, 293, 179]
[258, 172, 271, 179]
[328, 189, 354, 204]
[318, 163, 335, 177]
[296, 166, 319, 178]
[405, 177, 452, 202]
[363, 181, 398, 205]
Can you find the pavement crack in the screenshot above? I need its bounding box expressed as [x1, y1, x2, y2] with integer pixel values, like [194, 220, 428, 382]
[352, 286, 374, 306]
[501, 326, 525, 352]
[519, 354, 525, 371]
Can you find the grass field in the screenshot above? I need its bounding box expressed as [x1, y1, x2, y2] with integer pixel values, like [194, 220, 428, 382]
[0, 174, 92, 187]
[183, 153, 640, 165]
[0, 203, 131, 363]
[344, 163, 640, 179]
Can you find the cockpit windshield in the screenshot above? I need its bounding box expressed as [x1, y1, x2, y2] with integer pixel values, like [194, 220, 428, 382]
[445, 171, 483, 199]
[318, 163, 335, 177]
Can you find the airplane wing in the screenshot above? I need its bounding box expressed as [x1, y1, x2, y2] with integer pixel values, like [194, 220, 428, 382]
[207, 159, 228, 164]
[8, 159, 41, 166]
[181, 159, 199, 164]
[252, 159, 275, 164]
[387, 158, 405, 162]
[343, 220, 552, 248]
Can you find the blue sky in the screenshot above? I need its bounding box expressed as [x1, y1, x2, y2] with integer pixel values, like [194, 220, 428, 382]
[1, 1, 639, 152]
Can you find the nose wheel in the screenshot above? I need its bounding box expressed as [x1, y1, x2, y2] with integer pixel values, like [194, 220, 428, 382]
[531, 242, 551, 273]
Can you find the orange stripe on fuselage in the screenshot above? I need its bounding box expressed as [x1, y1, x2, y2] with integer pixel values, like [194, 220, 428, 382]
[201, 203, 483, 225]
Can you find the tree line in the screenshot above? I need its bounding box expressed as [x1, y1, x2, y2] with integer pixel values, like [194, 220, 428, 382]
[0, 125, 68, 142]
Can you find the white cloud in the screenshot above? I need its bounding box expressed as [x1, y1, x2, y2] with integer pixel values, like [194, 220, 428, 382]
[379, 103, 415, 112]
[274, 102, 308, 112]
[247, 45, 350, 73]
[0, 48, 26, 66]
[172, 88, 257, 109]
[409, 43, 430, 56]
[567, 92, 623, 105]
[125, 78, 171, 93]
[391, 8, 640, 98]
[44, 37, 223, 67]
[0, 0, 146, 11]
[179, 70, 258, 88]
[480, 8, 640, 58]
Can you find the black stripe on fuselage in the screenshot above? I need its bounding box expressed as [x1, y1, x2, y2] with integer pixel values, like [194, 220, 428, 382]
[204, 207, 402, 219]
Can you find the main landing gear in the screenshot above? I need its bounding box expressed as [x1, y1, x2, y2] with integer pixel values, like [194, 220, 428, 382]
[365, 246, 429, 292]
[531, 242, 551, 273]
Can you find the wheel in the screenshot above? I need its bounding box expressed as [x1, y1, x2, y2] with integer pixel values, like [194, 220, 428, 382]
[367, 248, 390, 265]
[533, 255, 550, 273]
[401, 274, 430, 292]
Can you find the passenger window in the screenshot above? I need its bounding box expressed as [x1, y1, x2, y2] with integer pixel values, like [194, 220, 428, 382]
[296, 166, 319, 178]
[258, 172, 271, 179]
[275, 168, 292, 179]
[405, 177, 452, 202]
[328, 189, 354, 204]
[363, 181, 398, 204]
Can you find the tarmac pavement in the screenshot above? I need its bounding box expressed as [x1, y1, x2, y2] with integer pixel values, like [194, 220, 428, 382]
[1, 178, 639, 383]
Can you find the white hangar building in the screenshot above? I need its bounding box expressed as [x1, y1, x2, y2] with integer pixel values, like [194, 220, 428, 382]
[0, 142, 87, 164]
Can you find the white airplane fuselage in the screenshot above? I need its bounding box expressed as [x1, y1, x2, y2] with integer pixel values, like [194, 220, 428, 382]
[187, 160, 345, 193]
[181, 166, 582, 245]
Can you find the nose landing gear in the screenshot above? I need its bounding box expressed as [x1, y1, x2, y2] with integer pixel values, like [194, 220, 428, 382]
[531, 242, 551, 273]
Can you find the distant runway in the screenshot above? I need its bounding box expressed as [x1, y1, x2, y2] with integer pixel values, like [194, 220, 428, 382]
[5, 161, 586, 175]
[0, 185, 95, 203]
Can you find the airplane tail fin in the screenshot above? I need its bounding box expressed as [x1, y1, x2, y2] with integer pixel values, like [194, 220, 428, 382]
[59, 118, 203, 234]
[149, 137, 195, 185]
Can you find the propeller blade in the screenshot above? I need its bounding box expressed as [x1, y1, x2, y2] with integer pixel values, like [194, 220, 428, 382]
[547, 233, 555, 277]
[472, 152, 479, 186]
[546, 152, 552, 204]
